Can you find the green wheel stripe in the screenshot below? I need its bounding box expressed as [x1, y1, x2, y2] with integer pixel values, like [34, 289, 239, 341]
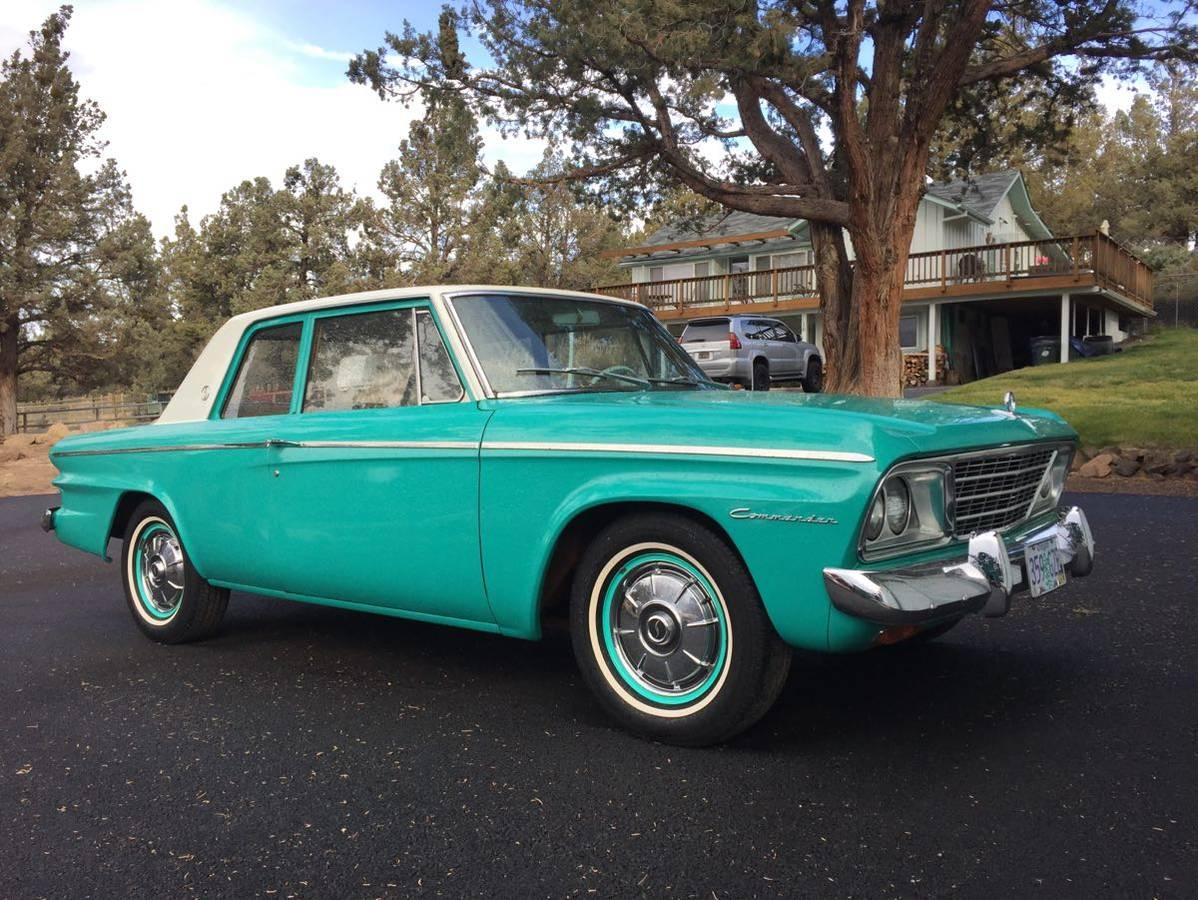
[600, 552, 727, 707]
[135, 522, 181, 620]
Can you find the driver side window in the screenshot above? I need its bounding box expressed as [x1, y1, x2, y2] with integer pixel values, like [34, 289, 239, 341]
[304, 309, 416, 412]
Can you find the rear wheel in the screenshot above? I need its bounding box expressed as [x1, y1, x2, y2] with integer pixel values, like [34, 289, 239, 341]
[121, 500, 228, 644]
[570, 513, 791, 745]
[751, 359, 770, 391]
[802, 357, 823, 393]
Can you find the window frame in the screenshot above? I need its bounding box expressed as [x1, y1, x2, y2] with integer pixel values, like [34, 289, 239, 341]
[210, 299, 470, 422]
[214, 315, 309, 421]
[899, 313, 922, 351]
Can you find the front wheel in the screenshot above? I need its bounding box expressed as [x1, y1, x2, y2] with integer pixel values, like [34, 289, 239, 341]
[570, 513, 791, 745]
[801, 357, 823, 393]
[121, 500, 229, 644]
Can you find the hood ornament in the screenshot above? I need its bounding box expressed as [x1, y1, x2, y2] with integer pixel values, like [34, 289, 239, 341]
[1003, 391, 1017, 415]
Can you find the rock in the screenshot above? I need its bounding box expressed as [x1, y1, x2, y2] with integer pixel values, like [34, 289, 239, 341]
[1121, 447, 1147, 462]
[1080, 446, 1099, 461]
[1145, 460, 1172, 476]
[44, 422, 71, 444]
[1114, 458, 1140, 477]
[1173, 449, 1193, 464]
[1080, 453, 1114, 478]
[1098, 446, 1120, 459]
[1070, 454, 1087, 472]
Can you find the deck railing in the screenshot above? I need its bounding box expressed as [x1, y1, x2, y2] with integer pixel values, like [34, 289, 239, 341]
[595, 232, 1154, 315]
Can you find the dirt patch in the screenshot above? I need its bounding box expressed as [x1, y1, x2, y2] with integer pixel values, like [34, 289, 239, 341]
[0, 421, 126, 499]
[1066, 472, 1198, 497]
[0, 442, 59, 498]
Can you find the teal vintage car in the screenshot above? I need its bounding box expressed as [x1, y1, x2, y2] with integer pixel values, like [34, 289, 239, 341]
[44, 287, 1095, 745]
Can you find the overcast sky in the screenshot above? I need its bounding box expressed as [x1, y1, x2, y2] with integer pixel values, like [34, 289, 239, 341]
[1, 1, 1141, 238]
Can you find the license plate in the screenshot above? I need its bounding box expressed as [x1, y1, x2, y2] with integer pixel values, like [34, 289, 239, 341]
[695, 351, 711, 360]
[1025, 538, 1066, 597]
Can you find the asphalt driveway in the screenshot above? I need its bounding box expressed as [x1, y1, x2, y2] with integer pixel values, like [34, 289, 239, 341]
[2, 492, 1196, 897]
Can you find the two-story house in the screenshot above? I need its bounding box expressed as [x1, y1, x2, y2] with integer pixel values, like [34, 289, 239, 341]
[595, 171, 1155, 384]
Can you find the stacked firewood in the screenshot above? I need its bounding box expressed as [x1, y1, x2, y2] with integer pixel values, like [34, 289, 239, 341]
[902, 346, 949, 387]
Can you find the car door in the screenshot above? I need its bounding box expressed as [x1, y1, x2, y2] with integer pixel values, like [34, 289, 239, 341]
[260, 300, 494, 626]
[772, 322, 804, 376]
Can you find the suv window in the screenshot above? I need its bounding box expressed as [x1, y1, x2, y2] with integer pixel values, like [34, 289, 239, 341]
[775, 324, 797, 343]
[222, 322, 302, 419]
[680, 319, 731, 343]
[304, 308, 416, 412]
[743, 320, 776, 341]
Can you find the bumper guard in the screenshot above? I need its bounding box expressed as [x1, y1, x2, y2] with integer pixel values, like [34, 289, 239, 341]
[823, 506, 1094, 626]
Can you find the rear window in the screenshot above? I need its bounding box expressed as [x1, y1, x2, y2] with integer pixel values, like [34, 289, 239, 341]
[681, 319, 731, 343]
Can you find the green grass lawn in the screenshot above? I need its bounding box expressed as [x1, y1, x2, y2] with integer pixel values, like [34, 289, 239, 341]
[935, 328, 1198, 450]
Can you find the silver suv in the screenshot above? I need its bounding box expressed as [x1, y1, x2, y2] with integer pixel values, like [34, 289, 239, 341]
[679, 316, 822, 392]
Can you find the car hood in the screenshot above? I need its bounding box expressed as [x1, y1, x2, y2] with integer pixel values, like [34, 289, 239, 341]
[483, 390, 1076, 465]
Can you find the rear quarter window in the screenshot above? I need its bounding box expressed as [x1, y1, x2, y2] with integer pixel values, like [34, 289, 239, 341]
[222, 322, 302, 419]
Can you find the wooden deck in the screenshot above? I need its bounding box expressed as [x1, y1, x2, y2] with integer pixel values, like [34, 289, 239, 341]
[595, 232, 1154, 320]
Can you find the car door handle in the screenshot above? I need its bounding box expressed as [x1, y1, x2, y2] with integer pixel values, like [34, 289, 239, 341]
[265, 438, 301, 448]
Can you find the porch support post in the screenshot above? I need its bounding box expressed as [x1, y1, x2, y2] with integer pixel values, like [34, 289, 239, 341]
[1059, 293, 1070, 364]
[927, 303, 939, 384]
[801, 313, 810, 343]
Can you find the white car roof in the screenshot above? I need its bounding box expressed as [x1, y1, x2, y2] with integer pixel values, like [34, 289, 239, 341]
[157, 285, 643, 424]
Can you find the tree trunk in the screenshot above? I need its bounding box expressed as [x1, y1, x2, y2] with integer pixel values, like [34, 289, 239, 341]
[809, 222, 855, 393]
[816, 183, 924, 397]
[0, 315, 18, 436]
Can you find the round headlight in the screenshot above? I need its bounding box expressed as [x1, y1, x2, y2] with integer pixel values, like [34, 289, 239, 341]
[884, 478, 911, 534]
[865, 493, 885, 541]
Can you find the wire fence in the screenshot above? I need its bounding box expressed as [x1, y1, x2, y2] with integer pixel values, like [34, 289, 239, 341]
[1154, 272, 1198, 328]
[14, 391, 173, 434]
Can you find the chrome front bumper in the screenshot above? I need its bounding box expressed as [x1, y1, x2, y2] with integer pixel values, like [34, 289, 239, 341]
[823, 506, 1094, 626]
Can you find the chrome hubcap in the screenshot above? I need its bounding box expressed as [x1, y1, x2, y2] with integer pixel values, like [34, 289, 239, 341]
[611, 562, 722, 695]
[138, 528, 184, 614]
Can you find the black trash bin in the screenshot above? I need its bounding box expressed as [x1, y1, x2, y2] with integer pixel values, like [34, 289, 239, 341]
[1083, 334, 1115, 356]
[1029, 336, 1061, 365]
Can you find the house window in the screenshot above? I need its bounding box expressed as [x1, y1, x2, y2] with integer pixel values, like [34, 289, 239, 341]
[899, 314, 920, 350]
[772, 250, 812, 269]
[649, 262, 695, 282]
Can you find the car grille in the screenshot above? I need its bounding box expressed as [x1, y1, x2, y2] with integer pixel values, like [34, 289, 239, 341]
[951, 446, 1057, 535]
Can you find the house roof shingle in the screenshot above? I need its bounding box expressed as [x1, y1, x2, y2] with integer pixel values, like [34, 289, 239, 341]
[642, 209, 795, 247]
[628, 169, 1027, 263]
[924, 170, 1020, 221]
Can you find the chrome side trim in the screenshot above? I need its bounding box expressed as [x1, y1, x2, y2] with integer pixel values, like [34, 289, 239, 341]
[57, 438, 868, 462]
[481, 441, 874, 463]
[54, 440, 479, 458]
[294, 440, 477, 451]
[54, 442, 268, 457]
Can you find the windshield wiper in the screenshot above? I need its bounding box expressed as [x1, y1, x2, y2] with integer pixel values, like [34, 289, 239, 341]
[515, 366, 650, 388]
[646, 375, 706, 388]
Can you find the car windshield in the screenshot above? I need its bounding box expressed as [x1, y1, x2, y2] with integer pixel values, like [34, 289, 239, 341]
[450, 293, 714, 395]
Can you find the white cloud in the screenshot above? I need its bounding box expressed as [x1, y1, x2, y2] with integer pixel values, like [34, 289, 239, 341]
[1095, 76, 1141, 115]
[0, 0, 426, 236]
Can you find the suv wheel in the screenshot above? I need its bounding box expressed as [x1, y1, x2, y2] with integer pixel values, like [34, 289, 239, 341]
[802, 357, 823, 393]
[752, 359, 770, 391]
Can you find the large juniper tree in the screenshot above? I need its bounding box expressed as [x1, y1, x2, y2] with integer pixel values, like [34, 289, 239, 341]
[350, 0, 1195, 395]
[0, 7, 141, 432]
